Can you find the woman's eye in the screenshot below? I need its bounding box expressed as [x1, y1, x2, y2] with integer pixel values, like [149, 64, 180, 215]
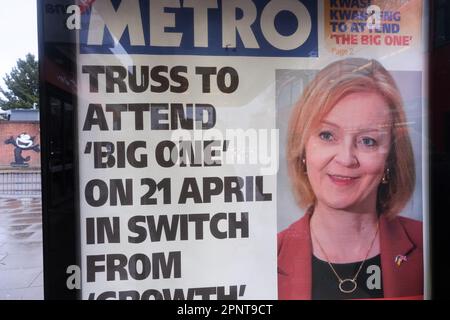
[319, 131, 334, 142]
[360, 137, 377, 147]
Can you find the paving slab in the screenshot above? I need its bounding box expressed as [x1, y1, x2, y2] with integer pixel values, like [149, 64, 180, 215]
[0, 196, 43, 300]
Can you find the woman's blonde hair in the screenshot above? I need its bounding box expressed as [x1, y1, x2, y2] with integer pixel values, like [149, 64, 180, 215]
[287, 58, 415, 219]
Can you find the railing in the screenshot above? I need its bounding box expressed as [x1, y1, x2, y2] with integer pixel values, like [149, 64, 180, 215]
[0, 171, 41, 195]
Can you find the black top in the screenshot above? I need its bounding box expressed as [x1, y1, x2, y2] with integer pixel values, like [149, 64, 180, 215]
[312, 254, 384, 300]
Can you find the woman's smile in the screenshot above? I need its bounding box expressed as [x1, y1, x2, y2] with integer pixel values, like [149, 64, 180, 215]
[327, 174, 360, 186]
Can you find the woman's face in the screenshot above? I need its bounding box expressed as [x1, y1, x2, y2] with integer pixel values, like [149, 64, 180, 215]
[305, 91, 392, 213]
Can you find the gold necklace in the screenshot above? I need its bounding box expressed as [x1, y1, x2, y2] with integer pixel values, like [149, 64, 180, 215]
[311, 221, 380, 294]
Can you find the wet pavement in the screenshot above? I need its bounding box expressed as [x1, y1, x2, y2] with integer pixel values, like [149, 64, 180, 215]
[0, 196, 43, 300]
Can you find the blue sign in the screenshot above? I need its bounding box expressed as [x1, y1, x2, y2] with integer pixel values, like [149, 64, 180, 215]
[79, 0, 318, 57]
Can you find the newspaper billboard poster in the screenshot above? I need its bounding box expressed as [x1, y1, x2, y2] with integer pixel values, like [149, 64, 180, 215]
[75, 0, 427, 300]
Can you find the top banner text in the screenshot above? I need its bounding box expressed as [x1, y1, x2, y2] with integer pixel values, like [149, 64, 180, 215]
[79, 0, 318, 57]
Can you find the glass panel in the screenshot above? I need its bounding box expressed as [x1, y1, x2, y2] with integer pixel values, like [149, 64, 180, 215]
[38, 0, 440, 300]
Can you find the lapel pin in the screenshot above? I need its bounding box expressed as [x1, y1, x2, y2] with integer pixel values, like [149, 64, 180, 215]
[395, 255, 408, 267]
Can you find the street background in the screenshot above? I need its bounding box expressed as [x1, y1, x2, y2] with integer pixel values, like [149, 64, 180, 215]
[0, 174, 43, 299]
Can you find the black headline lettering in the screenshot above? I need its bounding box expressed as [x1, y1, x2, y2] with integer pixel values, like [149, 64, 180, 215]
[83, 176, 271, 207]
[85, 178, 169, 207]
[85, 179, 133, 207]
[82, 103, 216, 131]
[195, 66, 239, 93]
[86, 251, 181, 282]
[179, 176, 272, 203]
[128, 212, 249, 243]
[82, 65, 189, 93]
[82, 65, 239, 94]
[84, 139, 228, 169]
[85, 141, 148, 169]
[88, 285, 246, 300]
[140, 178, 171, 205]
[86, 217, 120, 244]
[84, 178, 172, 208]
[155, 140, 228, 168]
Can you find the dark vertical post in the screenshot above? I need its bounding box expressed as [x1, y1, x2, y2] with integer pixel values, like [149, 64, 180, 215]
[429, 0, 450, 300]
[38, 0, 79, 299]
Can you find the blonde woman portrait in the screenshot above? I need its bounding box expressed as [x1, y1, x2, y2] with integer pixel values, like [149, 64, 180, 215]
[277, 58, 423, 300]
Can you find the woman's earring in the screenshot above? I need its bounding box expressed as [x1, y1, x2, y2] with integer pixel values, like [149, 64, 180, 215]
[381, 168, 390, 184]
[302, 157, 307, 173]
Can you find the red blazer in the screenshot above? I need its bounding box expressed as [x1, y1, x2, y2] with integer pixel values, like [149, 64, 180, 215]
[278, 212, 424, 300]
